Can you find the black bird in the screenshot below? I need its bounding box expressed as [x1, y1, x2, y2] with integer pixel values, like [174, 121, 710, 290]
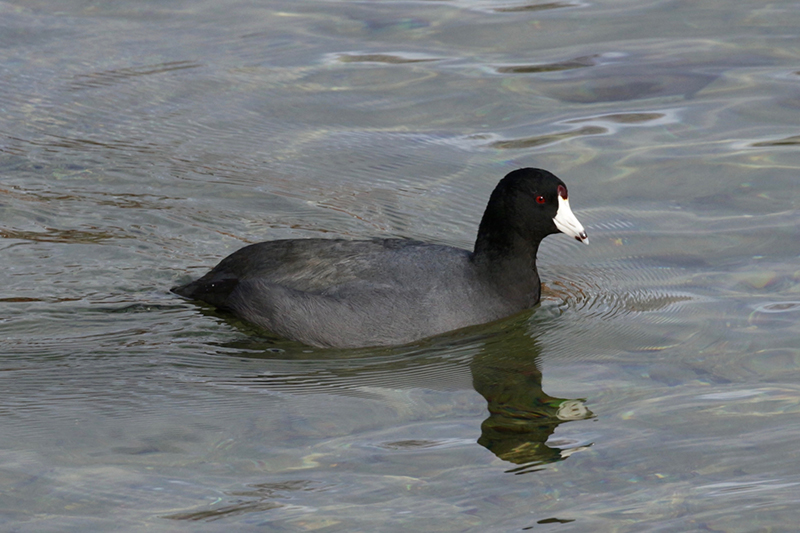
[172, 168, 588, 348]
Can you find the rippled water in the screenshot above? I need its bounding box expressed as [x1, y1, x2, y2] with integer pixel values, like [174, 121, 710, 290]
[2, 0, 799, 531]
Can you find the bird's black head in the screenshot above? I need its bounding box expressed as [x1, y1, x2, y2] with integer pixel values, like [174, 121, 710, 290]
[476, 168, 588, 254]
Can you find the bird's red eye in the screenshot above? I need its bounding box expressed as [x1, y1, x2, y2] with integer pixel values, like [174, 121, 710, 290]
[535, 195, 546, 204]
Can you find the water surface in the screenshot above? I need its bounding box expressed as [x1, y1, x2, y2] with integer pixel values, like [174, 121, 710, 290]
[1, 0, 799, 531]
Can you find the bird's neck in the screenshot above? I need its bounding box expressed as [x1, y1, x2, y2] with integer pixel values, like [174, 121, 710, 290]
[471, 226, 542, 307]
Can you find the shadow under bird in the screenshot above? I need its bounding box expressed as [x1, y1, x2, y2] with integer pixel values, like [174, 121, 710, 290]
[172, 168, 589, 348]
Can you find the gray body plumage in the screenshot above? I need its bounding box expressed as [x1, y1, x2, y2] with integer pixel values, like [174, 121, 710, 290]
[175, 238, 537, 348]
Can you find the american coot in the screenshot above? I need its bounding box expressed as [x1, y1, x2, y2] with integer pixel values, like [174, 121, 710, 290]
[172, 168, 588, 348]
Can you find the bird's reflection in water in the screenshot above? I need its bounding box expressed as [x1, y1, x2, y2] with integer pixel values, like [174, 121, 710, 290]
[471, 341, 593, 474]
[165, 321, 593, 520]
[214, 313, 594, 473]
